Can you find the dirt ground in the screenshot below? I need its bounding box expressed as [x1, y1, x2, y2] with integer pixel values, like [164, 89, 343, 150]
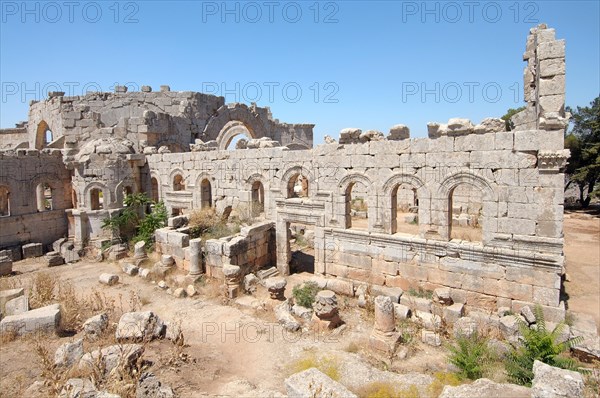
[0, 209, 598, 397]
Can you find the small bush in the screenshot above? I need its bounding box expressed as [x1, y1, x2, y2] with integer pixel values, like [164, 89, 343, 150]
[505, 305, 583, 386]
[189, 207, 239, 240]
[447, 331, 493, 380]
[292, 281, 321, 308]
[288, 352, 340, 381]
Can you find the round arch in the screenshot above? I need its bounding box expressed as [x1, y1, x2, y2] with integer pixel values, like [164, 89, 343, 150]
[281, 165, 314, 198]
[216, 121, 256, 150]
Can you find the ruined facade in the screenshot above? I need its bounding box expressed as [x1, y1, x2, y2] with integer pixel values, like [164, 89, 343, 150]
[0, 25, 569, 317]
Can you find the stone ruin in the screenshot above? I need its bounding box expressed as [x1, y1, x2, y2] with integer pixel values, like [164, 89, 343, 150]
[0, 25, 571, 320]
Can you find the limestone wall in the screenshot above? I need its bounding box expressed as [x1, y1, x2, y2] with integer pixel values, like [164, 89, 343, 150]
[0, 126, 29, 150]
[204, 221, 276, 279]
[27, 89, 313, 154]
[0, 149, 72, 249]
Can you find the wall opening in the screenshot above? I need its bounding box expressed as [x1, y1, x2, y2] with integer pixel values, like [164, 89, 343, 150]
[35, 121, 53, 149]
[200, 179, 212, 208]
[287, 174, 309, 198]
[0, 186, 10, 216]
[36, 182, 53, 211]
[150, 178, 159, 202]
[172, 207, 184, 217]
[288, 222, 315, 274]
[90, 188, 103, 210]
[449, 183, 483, 242]
[391, 184, 419, 235]
[226, 134, 249, 150]
[251, 181, 265, 217]
[173, 174, 185, 191]
[345, 181, 369, 230]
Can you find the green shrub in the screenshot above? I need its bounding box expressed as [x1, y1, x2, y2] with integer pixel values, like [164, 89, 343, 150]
[505, 305, 583, 386]
[101, 193, 167, 250]
[447, 332, 493, 380]
[292, 281, 321, 308]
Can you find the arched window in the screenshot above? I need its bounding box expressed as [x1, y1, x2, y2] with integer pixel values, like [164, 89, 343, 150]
[150, 177, 159, 202]
[287, 174, 309, 198]
[345, 181, 368, 230]
[36, 182, 53, 211]
[90, 188, 103, 210]
[391, 184, 419, 234]
[449, 183, 483, 242]
[35, 121, 53, 149]
[122, 185, 133, 205]
[0, 186, 10, 216]
[251, 181, 265, 216]
[200, 179, 212, 208]
[173, 175, 185, 191]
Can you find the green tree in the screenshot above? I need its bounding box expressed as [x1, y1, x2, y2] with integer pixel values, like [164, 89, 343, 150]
[565, 97, 600, 207]
[501, 106, 526, 131]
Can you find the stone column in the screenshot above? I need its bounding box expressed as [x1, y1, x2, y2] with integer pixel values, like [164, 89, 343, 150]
[188, 238, 202, 276]
[369, 295, 401, 355]
[374, 296, 396, 333]
[311, 290, 342, 330]
[133, 241, 148, 263]
[265, 277, 287, 300]
[222, 264, 241, 299]
[276, 220, 291, 276]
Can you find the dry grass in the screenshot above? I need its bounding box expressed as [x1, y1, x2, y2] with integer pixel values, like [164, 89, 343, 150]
[29, 272, 58, 309]
[287, 350, 341, 381]
[426, 372, 463, 397]
[355, 382, 421, 398]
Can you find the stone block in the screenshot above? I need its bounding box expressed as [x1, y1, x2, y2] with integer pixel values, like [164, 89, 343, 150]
[22, 242, 43, 258]
[421, 330, 441, 346]
[439, 378, 530, 398]
[0, 288, 24, 314]
[414, 310, 441, 330]
[531, 360, 584, 398]
[4, 295, 29, 316]
[400, 295, 432, 312]
[99, 273, 119, 286]
[393, 303, 411, 320]
[370, 285, 403, 303]
[443, 303, 464, 325]
[537, 39, 565, 60]
[0, 304, 61, 335]
[0, 257, 12, 276]
[55, 338, 84, 367]
[116, 311, 165, 341]
[285, 368, 358, 398]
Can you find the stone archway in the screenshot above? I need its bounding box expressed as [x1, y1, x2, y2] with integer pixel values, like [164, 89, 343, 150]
[216, 121, 256, 150]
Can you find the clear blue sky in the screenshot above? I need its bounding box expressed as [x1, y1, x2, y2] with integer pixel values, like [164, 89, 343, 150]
[1, 1, 598, 143]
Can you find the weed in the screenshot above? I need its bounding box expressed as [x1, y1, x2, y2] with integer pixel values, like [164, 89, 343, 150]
[407, 287, 433, 300]
[292, 281, 321, 308]
[505, 305, 583, 386]
[426, 372, 463, 397]
[288, 352, 341, 381]
[356, 382, 420, 398]
[447, 331, 494, 380]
